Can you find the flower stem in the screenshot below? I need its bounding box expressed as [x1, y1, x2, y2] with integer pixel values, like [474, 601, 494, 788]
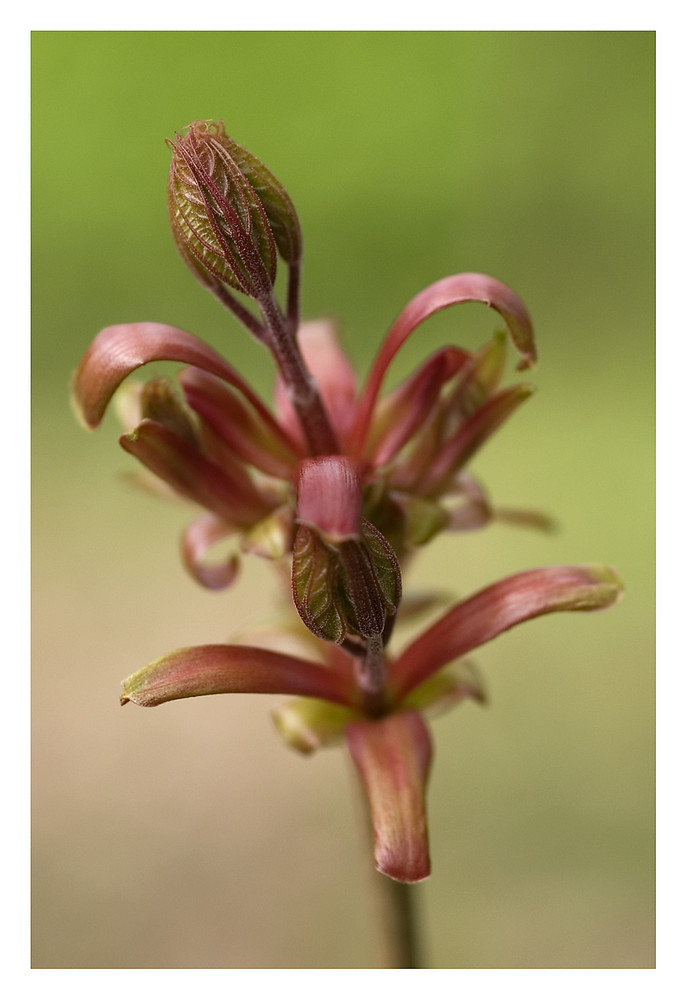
[257, 291, 340, 456]
[371, 870, 423, 968]
[354, 778, 424, 968]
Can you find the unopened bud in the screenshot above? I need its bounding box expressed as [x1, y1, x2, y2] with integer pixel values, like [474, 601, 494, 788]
[291, 458, 402, 645]
[167, 120, 302, 301]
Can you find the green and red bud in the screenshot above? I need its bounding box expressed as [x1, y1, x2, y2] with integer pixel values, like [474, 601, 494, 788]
[167, 120, 302, 302]
[291, 457, 402, 647]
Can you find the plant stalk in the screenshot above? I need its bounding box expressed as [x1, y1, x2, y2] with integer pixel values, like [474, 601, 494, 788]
[258, 291, 340, 456]
[354, 776, 424, 968]
[371, 868, 423, 968]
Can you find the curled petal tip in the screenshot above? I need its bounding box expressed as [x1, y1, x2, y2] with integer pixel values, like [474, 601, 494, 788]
[72, 322, 281, 433]
[352, 272, 537, 450]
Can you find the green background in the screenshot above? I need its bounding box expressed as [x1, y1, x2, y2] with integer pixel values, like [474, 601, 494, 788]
[32, 31, 654, 969]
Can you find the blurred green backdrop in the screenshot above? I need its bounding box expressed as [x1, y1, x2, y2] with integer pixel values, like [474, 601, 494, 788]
[32, 31, 654, 969]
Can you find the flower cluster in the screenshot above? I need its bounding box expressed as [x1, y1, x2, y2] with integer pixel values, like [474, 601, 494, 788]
[72, 121, 622, 883]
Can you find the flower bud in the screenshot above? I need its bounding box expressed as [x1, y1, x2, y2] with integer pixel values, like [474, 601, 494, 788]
[291, 458, 402, 645]
[167, 120, 302, 300]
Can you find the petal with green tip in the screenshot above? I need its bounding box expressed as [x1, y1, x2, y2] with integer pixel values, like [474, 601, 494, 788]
[120, 419, 271, 527]
[390, 565, 624, 700]
[121, 644, 356, 709]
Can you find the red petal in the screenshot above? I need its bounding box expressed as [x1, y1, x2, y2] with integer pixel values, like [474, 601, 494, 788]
[390, 565, 624, 700]
[121, 644, 357, 708]
[364, 347, 470, 468]
[274, 320, 358, 447]
[71, 321, 282, 437]
[181, 513, 241, 590]
[180, 367, 301, 478]
[346, 710, 432, 883]
[351, 273, 536, 453]
[120, 419, 271, 527]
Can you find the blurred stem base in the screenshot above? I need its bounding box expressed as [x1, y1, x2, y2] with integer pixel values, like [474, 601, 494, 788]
[352, 771, 425, 967]
[371, 870, 423, 968]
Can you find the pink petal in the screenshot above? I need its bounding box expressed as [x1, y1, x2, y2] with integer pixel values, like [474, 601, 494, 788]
[295, 456, 362, 540]
[389, 565, 624, 700]
[274, 320, 358, 447]
[121, 644, 357, 708]
[179, 367, 301, 478]
[71, 321, 282, 437]
[364, 347, 470, 469]
[346, 710, 433, 883]
[120, 419, 271, 527]
[181, 513, 241, 590]
[350, 273, 536, 453]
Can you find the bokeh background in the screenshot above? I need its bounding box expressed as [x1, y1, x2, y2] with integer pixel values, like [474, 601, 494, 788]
[32, 31, 654, 968]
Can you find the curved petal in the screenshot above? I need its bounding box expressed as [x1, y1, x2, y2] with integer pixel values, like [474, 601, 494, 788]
[179, 367, 301, 478]
[364, 347, 470, 468]
[71, 321, 282, 437]
[274, 319, 359, 448]
[120, 419, 271, 527]
[121, 644, 357, 708]
[351, 273, 536, 453]
[389, 565, 624, 700]
[181, 513, 241, 590]
[346, 710, 432, 883]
